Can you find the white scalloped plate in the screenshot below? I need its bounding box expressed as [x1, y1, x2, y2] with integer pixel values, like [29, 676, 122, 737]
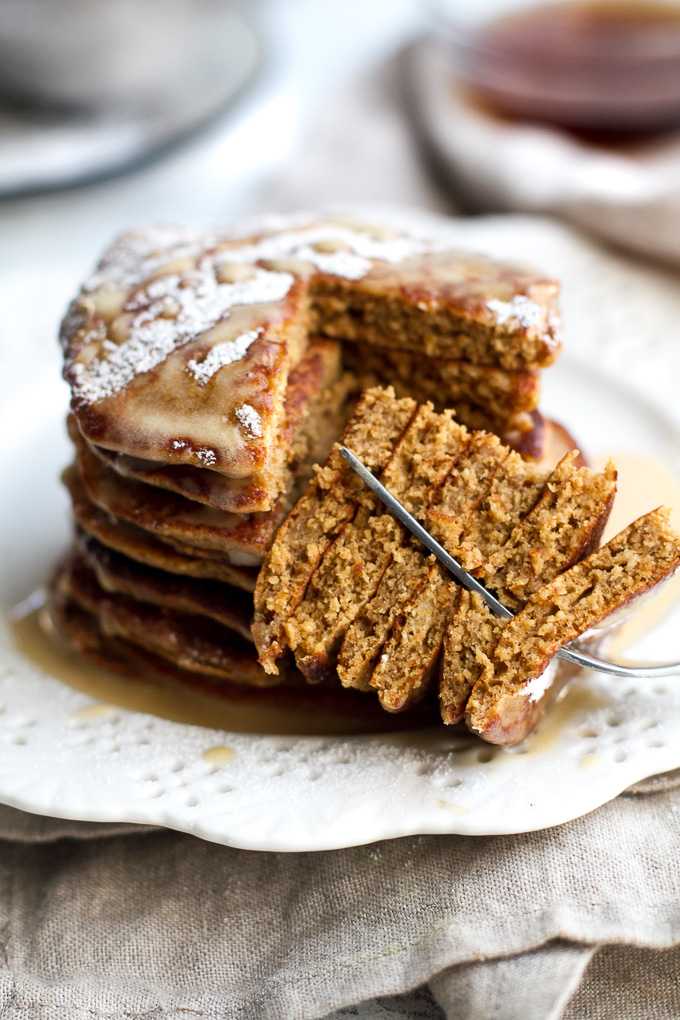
[3, 211, 680, 850]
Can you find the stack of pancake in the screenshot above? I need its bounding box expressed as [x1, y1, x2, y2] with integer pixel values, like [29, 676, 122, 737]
[50, 215, 574, 720]
[54, 335, 360, 712]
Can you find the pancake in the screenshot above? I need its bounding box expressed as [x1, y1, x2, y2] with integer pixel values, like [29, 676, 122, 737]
[61, 217, 561, 499]
[466, 509, 680, 745]
[65, 467, 258, 591]
[86, 339, 346, 514]
[341, 340, 541, 433]
[69, 416, 287, 567]
[57, 553, 276, 688]
[77, 533, 254, 640]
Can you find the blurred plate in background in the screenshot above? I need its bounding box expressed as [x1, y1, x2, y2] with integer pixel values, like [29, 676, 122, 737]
[0, 1, 259, 196]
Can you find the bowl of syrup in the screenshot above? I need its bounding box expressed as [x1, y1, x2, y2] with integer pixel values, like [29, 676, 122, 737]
[428, 0, 680, 141]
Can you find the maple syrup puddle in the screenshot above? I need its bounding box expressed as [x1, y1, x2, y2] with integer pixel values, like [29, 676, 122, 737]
[8, 603, 383, 737]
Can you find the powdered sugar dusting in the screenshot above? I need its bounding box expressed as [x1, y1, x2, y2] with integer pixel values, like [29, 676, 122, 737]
[85, 226, 219, 294]
[73, 268, 293, 404]
[486, 295, 544, 331]
[220, 224, 439, 281]
[196, 448, 217, 466]
[187, 329, 262, 386]
[72, 219, 460, 405]
[235, 404, 263, 439]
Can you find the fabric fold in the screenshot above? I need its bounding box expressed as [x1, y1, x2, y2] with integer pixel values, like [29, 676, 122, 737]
[430, 941, 596, 1020]
[1, 782, 680, 1019]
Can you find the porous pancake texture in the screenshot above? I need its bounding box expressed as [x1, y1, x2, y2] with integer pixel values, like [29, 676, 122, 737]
[254, 388, 680, 743]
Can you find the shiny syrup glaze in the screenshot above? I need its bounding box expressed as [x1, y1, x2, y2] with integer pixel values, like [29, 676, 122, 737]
[8, 606, 384, 737]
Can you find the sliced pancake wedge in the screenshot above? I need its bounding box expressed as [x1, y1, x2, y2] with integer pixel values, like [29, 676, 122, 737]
[467, 509, 680, 744]
[287, 404, 467, 683]
[369, 430, 510, 711]
[252, 387, 417, 673]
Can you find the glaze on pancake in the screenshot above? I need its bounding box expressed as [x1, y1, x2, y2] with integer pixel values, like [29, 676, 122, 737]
[61, 216, 561, 504]
[85, 338, 346, 513]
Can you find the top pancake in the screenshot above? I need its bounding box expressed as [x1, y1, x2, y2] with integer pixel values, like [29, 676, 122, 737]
[61, 215, 561, 489]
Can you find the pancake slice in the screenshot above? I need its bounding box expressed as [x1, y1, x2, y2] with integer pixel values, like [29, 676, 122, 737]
[440, 591, 501, 725]
[370, 562, 456, 713]
[479, 453, 617, 608]
[337, 543, 432, 692]
[467, 509, 680, 745]
[369, 431, 510, 711]
[252, 387, 417, 673]
[287, 404, 467, 682]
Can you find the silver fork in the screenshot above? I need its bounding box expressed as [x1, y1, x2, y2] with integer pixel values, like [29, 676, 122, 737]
[340, 446, 680, 680]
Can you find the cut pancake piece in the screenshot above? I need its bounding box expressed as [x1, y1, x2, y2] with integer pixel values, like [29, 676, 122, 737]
[367, 431, 510, 710]
[337, 543, 431, 691]
[467, 508, 680, 745]
[439, 591, 501, 725]
[58, 554, 276, 688]
[437, 453, 614, 722]
[252, 387, 417, 673]
[479, 453, 617, 608]
[65, 466, 258, 590]
[370, 563, 457, 713]
[426, 430, 510, 553]
[451, 450, 549, 571]
[340, 428, 507, 694]
[78, 533, 253, 640]
[69, 416, 287, 566]
[287, 404, 468, 682]
[341, 340, 541, 426]
[87, 339, 346, 513]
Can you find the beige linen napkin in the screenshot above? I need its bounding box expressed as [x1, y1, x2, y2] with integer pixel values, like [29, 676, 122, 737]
[1, 773, 680, 1020]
